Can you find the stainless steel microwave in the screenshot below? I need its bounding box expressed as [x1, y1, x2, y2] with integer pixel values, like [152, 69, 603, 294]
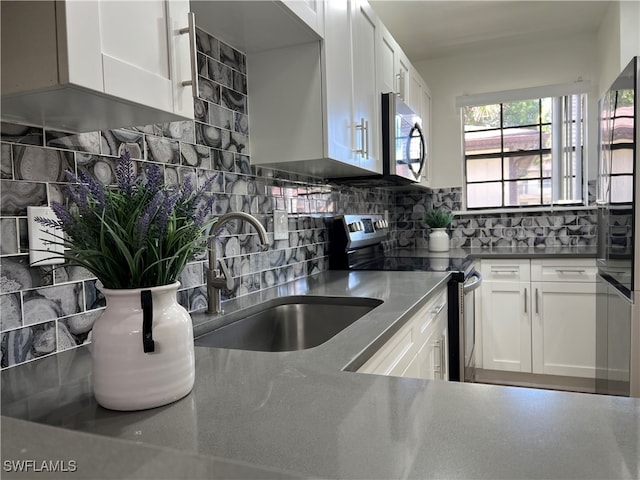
[332, 93, 427, 187]
[381, 92, 426, 184]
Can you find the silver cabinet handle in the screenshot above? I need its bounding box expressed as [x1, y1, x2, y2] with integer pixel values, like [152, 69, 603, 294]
[535, 288, 539, 314]
[432, 303, 446, 317]
[364, 119, 369, 158]
[524, 287, 527, 314]
[179, 12, 199, 98]
[440, 334, 446, 380]
[397, 70, 406, 100]
[556, 269, 586, 274]
[355, 118, 367, 157]
[433, 339, 441, 378]
[491, 269, 519, 275]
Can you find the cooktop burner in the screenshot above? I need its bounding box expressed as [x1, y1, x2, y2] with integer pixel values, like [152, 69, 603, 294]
[328, 214, 473, 274]
[352, 254, 474, 273]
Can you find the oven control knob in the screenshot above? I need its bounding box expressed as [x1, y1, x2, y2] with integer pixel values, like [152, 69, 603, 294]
[375, 220, 387, 229]
[348, 222, 362, 232]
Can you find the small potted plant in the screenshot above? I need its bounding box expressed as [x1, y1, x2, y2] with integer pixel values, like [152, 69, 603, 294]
[424, 208, 454, 252]
[36, 150, 216, 411]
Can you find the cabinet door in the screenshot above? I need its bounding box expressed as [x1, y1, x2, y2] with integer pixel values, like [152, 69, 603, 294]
[282, 0, 324, 38]
[482, 281, 532, 372]
[351, 0, 380, 173]
[408, 67, 423, 117]
[324, 0, 356, 164]
[62, 0, 193, 117]
[417, 327, 444, 380]
[396, 48, 410, 103]
[358, 322, 414, 376]
[532, 282, 596, 378]
[376, 21, 397, 95]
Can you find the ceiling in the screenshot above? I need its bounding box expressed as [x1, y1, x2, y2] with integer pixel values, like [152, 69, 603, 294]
[368, 0, 612, 62]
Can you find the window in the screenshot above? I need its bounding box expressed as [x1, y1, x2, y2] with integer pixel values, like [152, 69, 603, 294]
[462, 92, 586, 210]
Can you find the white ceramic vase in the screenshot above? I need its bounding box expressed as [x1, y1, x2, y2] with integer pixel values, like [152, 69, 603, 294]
[91, 282, 195, 411]
[428, 228, 450, 252]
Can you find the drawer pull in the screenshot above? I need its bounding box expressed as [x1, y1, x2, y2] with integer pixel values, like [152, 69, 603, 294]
[556, 269, 586, 274]
[524, 287, 527, 313]
[491, 269, 519, 274]
[433, 339, 441, 377]
[432, 303, 446, 316]
[179, 12, 199, 98]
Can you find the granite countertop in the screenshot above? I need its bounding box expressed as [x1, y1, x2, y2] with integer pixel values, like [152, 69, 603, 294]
[2, 270, 639, 479]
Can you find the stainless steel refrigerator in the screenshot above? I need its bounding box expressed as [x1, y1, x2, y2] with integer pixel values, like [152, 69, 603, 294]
[596, 56, 640, 397]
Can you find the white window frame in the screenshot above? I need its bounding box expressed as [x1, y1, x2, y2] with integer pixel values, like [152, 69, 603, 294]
[457, 82, 591, 212]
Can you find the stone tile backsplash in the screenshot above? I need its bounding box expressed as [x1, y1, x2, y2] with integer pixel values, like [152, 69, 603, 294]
[0, 26, 393, 369]
[0, 24, 599, 370]
[394, 186, 598, 249]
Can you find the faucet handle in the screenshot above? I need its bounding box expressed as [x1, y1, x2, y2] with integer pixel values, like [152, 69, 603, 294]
[218, 258, 234, 290]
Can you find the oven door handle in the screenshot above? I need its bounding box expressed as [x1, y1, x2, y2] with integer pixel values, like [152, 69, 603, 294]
[463, 269, 483, 294]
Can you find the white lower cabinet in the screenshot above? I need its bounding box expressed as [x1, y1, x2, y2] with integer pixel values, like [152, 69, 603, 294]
[482, 278, 532, 372]
[532, 281, 596, 378]
[358, 287, 448, 380]
[481, 258, 596, 380]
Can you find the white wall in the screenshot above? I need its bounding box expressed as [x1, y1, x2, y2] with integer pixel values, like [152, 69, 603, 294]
[415, 33, 599, 189]
[619, 0, 640, 67]
[597, 0, 640, 97]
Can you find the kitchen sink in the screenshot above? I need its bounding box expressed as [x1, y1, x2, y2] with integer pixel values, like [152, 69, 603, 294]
[195, 296, 382, 352]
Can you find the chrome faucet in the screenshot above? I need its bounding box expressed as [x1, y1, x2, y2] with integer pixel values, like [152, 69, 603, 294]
[207, 212, 269, 314]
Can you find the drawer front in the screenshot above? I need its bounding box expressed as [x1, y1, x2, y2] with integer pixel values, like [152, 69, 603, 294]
[531, 258, 597, 283]
[358, 322, 414, 375]
[412, 288, 447, 344]
[482, 259, 530, 282]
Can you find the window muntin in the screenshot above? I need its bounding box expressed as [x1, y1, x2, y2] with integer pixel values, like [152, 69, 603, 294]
[463, 94, 585, 210]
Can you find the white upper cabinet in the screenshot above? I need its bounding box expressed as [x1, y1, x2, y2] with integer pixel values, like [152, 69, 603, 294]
[248, 0, 382, 178]
[351, 0, 380, 172]
[1, 0, 195, 132]
[191, 1, 323, 54]
[375, 18, 432, 187]
[282, 0, 325, 38]
[376, 22, 409, 101]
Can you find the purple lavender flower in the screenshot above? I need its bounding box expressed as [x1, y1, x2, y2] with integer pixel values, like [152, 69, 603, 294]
[196, 173, 217, 196]
[178, 175, 194, 203]
[79, 170, 106, 206]
[50, 201, 76, 229]
[136, 191, 163, 248]
[193, 194, 216, 228]
[63, 176, 90, 214]
[155, 190, 181, 235]
[144, 162, 163, 196]
[115, 150, 135, 194]
[34, 215, 63, 230]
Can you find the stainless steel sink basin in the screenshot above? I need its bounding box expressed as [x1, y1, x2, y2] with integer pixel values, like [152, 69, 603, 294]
[195, 296, 382, 351]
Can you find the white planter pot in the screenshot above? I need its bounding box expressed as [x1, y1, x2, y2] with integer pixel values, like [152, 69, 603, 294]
[428, 228, 450, 252]
[91, 282, 195, 411]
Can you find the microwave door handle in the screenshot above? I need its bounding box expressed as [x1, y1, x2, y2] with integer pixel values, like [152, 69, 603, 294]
[407, 123, 425, 180]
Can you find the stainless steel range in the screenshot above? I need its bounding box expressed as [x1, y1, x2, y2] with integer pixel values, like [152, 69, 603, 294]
[329, 214, 482, 382]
